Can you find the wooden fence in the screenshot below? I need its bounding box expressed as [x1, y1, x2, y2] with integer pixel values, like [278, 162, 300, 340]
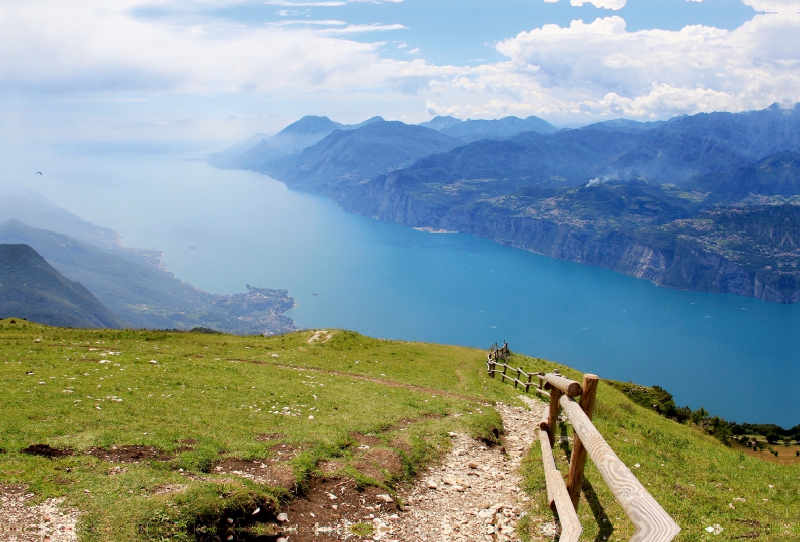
[487, 347, 680, 542]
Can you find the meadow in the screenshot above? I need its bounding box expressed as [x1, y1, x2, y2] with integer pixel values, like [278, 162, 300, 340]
[0, 319, 797, 541]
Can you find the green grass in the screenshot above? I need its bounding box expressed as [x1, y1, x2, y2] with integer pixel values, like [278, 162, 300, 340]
[519, 360, 800, 541]
[1, 319, 798, 541]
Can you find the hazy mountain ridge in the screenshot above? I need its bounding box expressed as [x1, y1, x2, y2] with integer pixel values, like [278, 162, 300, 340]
[265, 121, 465, 191]
[0, 207, 297, 334]
[0, 195, 164, 269]
[0, 243, 126, 329]
[434, 115, 558, 142]
[209, 115, 385, 170]
[210, 105, 800, 302]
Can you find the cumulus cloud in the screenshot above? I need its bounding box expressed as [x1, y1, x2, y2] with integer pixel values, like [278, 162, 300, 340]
[742, 0, 800, 12]
[424, 13, 800, 119]
[570, 0, 626, 9]
[0, 0, 415, 93]
[1, 0, 799, 128]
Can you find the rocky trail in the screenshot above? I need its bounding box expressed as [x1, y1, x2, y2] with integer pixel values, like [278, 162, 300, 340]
[0, 487, 78, 542]
[371, 396, 548, 542]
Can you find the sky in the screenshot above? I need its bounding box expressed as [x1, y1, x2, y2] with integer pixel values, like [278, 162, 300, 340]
[1, 0, 799, 149]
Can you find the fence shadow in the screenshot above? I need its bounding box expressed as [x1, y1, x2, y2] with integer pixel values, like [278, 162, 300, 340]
[559, 432, 613, 542]
[582, 478, 614, 542]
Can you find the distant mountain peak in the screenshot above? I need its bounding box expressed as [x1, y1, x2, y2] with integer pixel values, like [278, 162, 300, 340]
[276, 115, 343, 136]
[418, 116, 462, 131]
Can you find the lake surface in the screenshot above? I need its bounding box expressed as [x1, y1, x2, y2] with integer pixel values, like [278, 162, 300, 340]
[4, 149, 799, 426]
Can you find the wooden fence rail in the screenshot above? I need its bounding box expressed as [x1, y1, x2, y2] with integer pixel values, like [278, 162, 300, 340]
[486, 344, 680, 542]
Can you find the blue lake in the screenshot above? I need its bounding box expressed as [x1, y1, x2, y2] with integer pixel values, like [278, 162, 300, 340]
[6, 150, 800, 426]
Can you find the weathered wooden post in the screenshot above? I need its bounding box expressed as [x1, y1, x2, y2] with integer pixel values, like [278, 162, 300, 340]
[544, 373, 582, 447]
[515, 367, 522, 388]
[525, 372, 532, 393]
[547, 388, 563, 447]
[566, 373, 599, 508]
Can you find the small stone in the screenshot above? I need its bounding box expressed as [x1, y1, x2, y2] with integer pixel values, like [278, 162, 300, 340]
[277, 513, 289, 522]
[468, 462, 478, 469]
[376, 494, 393, 503]
[149, 360, 158, 364]
[226, 518, 234, 524]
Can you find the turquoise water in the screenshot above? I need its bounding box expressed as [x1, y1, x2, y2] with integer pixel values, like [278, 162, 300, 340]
[6, 150, 799, 426]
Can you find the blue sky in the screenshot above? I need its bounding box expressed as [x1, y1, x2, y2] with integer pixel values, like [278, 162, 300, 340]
[200, 0, 757, 65]
[0, 0, 797, 148]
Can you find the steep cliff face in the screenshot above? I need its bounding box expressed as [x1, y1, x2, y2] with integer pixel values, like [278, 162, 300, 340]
[329, 178, 800, 303]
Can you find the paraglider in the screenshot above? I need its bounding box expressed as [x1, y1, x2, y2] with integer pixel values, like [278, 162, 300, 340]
[35, 172, 42, 176]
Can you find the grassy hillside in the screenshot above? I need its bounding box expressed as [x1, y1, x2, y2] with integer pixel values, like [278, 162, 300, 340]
[0, 320, 797, 541]
[0, 244, 126, 329]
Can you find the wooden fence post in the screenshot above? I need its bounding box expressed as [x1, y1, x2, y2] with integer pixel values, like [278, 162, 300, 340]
[566, 373, 599, 509]
[547, 388, 563, 447]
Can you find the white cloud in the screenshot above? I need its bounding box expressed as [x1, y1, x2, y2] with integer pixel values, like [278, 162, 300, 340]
[264, 1, 346, 6]
[264, 0, 404, 5]
[0, 0, 408, 94]
[742, 0, 800, 12]
[1, 0, 799, 141]
[424, 13, 800, 119]
[319, 23, 408, 33]
[570, 0, 627, 9]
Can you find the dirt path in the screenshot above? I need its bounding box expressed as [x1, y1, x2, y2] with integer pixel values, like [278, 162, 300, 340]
[371, 396, 547, 542]
[0, 486, 78, 542]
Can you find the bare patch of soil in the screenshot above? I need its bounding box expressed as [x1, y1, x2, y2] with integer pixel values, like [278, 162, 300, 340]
[174, 439, 197, 453]
[353, 448, 404, 483]
[318, 460, 346, 475]
[278, 478, 400, 542]
[21, 444, 72, 459]
[364, 449, 403, 478]
[86, 445, 171, 463]
[350, 432, 382, 447]
[214, 459, 297, 490]
[389, 437, 412, 455]
[270, 443, 300, 460]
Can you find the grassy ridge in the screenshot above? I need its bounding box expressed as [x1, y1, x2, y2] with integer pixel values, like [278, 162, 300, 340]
[1, 319, 798, 541]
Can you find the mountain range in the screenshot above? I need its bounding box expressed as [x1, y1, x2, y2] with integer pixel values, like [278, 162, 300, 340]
[210, 104, 800, 303]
